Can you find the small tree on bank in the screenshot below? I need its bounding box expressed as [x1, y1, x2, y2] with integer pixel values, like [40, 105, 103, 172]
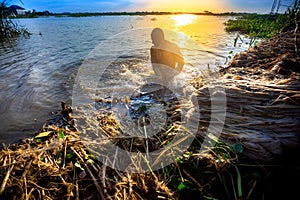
[0, 0, 29, 41]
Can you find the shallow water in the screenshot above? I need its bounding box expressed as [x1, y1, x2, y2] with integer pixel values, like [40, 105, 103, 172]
[0, 15, 251, 146]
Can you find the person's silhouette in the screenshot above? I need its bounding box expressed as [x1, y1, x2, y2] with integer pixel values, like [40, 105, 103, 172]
[150, 28, 184, 87]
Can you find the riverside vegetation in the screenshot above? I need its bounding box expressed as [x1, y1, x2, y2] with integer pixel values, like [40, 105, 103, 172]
[0, 0, 30, 41]
[0, 2, 300, 200]
[225, 0, 300, 46]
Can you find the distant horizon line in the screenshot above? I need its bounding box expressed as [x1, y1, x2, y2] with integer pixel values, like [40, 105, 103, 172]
[10, 4, 272, 15]
[33, 10, 271, 15]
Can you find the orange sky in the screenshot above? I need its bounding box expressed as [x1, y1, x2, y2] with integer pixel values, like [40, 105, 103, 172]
[134, 0, 232, 13]
[11, 0, 281, 14]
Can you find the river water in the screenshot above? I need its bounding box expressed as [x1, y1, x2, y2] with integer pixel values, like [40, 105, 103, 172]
[0, 14, 251, 146]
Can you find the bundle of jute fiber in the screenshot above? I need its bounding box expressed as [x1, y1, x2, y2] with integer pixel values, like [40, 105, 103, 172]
[192, 76, 300, 162]
[192, 30, 300, 162]
[0, 102, 175, 200]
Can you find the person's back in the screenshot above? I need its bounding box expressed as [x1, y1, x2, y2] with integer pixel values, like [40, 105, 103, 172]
[150, 28, 184, 86]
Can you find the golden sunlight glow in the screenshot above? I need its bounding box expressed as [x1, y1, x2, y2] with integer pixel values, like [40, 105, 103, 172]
[143, 0, 229, 13]
[172, 14, 197, 27]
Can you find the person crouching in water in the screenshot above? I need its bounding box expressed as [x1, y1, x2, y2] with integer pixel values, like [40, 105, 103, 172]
[150, 27, 184, 87]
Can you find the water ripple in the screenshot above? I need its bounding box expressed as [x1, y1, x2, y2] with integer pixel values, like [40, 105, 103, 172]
[0, 15, 249, 145]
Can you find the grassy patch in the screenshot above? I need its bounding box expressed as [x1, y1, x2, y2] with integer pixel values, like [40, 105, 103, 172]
[225, 14, 281, 38]
[225, 12, 299, 39]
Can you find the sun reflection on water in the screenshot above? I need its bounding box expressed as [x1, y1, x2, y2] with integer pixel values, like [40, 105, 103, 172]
[172, 14, 198, 27]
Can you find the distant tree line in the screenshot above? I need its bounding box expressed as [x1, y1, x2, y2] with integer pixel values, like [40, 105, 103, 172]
[50, 11, 249, 17]
[21, 9, 51, 18]
[16, 10, 251, 18]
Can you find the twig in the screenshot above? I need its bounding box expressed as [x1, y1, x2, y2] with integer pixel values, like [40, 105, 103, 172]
[71, 147, 106, 200]
[182, 168, 202, 188]
[175, 160, 184, 182]
[246, 180, 257, 199]
[21, 175, 28, 200]
[62, 140, 67, 169]
[0, 155, 16, 195]
[21, 159, 33, 179]
[27, 180, 59, 191]
[2, 155, 7, 167]
[127, 173, 133, 196]
[101, 164, 113, 200]
[294, 14, 299, 54]
[27, 188, 35, 200]
[73, 167, 80, 200]
[230, 174, 238, 200]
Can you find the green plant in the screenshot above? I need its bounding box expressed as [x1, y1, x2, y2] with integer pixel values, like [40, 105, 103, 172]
[0, 0, 30, 41]
[225, 1, 300, 46]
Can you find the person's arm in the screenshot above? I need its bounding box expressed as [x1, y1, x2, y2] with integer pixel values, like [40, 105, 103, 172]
[174, 53, 184, 72]
[150, 47, 162, 76]
[168, 43, 184, 72]
[150, 47, 161, 64]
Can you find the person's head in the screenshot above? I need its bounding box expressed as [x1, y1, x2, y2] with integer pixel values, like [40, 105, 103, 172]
[151, 28, 164, 46]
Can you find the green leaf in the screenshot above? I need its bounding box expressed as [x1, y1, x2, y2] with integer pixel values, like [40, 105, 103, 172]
[177, 179, 192, 191]
[34, 138, 42, 143]
[39, 156, 45, 161]
[183, 153, 189, 158]
[56, 151, 62, 159]
[66, 153, 75, 159]
[56, 159, 62, 165]
[138, 104, 147, 112]
[88, 154, 95, 160]
[176, 157, 183, 164]
[234, 36, 238, 47]
[75, 161, 84, 171]
[236, 166, 243, 198]
[166, 126, 174, 134]
[59, 129, 65, 139]
[177, 182, 188, 191]
[183, 152, 192, 158]
[164, 167, 170, 177]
